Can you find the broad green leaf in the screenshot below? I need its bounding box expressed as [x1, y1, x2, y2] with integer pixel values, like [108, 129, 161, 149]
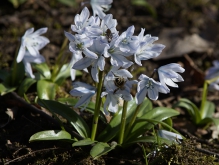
[73, 138, 96, 147]
[58, 97, 103, 111]
[54, 64, 82, 85]
[123, 136, 173, 146]
[7, 61, 25, 87]
[54, 64, 70, 85]
[38, 99, 90, 138]
[162, 118, 173, 130]
[199, 117, 219, 129]
[33, 63, 51, 79]
[126, 107, 179, 142]
[90, 142, 117, 159]
[58, 97, 107, 124]
[0, 83, 16, 95]
[18, 77, 36, 96]
[37, 80, 58, 100]
[29, 130, 71, 142]
[201, 101, 215, 119]
[96, 99, 137, 142]
[97, 98, 152, 142]
[174, 98, 201, 124]
[137, 98, 153, 117]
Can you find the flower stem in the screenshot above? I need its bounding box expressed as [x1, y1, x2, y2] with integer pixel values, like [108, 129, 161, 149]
[200, 81, 208, 118]
[118, 100, 128, 145]
[11, 44, 20, 86]
[91, 70, 104, 141]
[51, 37, 68, 82]
[124, 103, 142, 138]
[200, 75, 219, 118]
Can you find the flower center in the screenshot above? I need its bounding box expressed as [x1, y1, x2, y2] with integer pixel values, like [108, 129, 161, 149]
[122, 38, 129, 44]
[76, 42, 84, 50]
[146, 80, 154, 89]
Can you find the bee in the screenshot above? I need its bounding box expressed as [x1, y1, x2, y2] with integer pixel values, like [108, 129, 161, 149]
[105, 28, 113, 43]
[113, 76, 127, 94]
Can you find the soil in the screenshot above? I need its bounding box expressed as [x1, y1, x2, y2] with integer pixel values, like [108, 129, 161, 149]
[1, 0, 219, 164]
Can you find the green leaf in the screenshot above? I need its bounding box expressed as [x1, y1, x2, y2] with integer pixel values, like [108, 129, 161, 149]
[0, 83, 16, 95]
[18, 77, 36, 96]
[126, 107, 179, 142]
[73, 138, 96, 147]
[90, 142, 116, 159]
[33, 63, 51, 79]
[37, 80, 58, 100]
[124, 136, 173, 146]
[199, 117, 219, 129]
[174, 98, 201, 124]
[201, 101, 215, 119]
[7, 61, 25, 86]
[29, 130, 71, 142]
[96, 99, 137, 142]
[97, 98, 152, 142]
[54, 64, 70, 85]
[137, 98, 153, 117]
[38, 99, 90, 138]
[162, 118, 173, 130]
[57, 97, 107, 124]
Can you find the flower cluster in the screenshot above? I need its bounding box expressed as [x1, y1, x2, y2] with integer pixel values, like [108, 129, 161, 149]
[66, 7, 185, 115]
[17, 28, 49, 79]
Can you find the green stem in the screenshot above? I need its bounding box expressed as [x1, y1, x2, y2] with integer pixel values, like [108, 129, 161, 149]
[118, 100, 128, 145]
[91, 70, 104, 140]
[200, 81, 208, 118]
[200, 75, 219, 118]
[124, 103, 142, 138]
[206, 75, 219, 84]
[11, 43, 20, 86]
[51, 37, 68, 82]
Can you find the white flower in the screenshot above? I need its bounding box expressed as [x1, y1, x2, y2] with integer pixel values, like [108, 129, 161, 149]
[209, 79, 219, 91]
[90, 0, 113, 19]
[69, 53, 84, 81]
[134, 28, 165, 66]
[22, 51, 45, 79]
[85, 14, 118, 41]
[70, 82, 96, 110]
[206, 60, 219, 80]
[136, 74, 169, 104]
[73, 38, 108, 82]
[104, 66, 134, 91]
[104, 38, 133, 68]
[71, 7, 90, 33]
[65, 32, 98, 59]
[17, 27, 49, 63]
[114, 25, 139, 53]
[158, 130, 182, 143]
[101, 90, 120, 114]
[102, 67, 136, 114]
[158, 63, 185, 92]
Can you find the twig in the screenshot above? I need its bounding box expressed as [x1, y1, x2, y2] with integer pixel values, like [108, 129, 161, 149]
[195, 147, 219, 160]
[4, 147, 67, 164]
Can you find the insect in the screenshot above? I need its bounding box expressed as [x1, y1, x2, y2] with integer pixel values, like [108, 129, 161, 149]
[113, 76, 127, 94]
[105, 28, 113, 43]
